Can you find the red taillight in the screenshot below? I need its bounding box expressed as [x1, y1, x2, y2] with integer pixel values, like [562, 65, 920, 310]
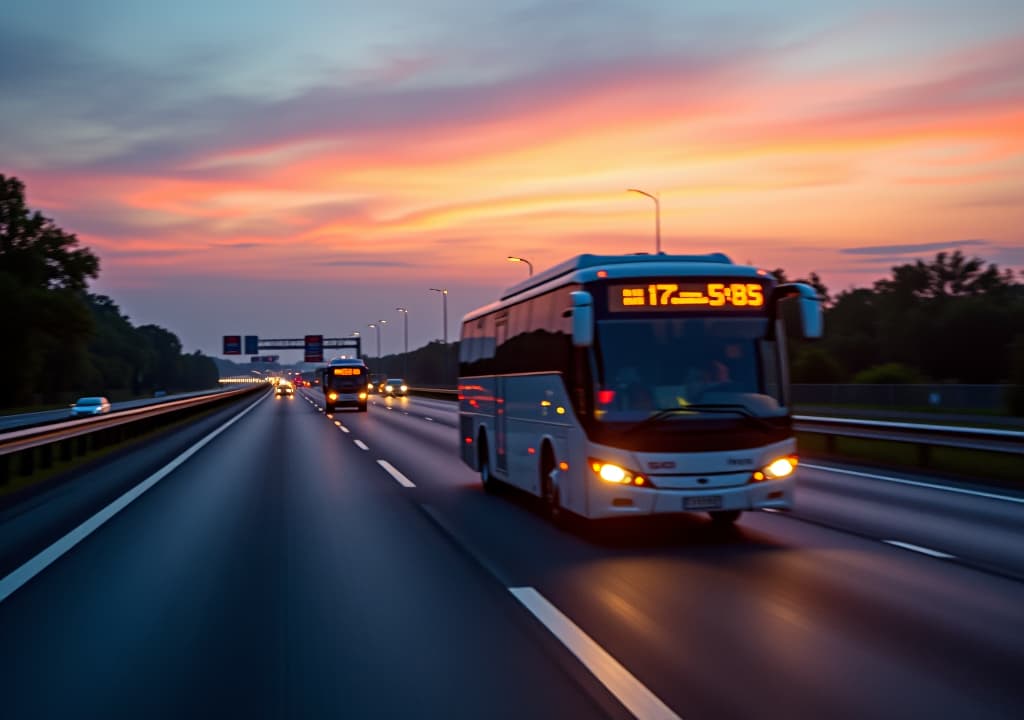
[598, 389, 615, 405]
[464, 437, 473, 444]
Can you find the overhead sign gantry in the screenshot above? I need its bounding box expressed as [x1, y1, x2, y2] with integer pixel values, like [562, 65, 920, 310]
[222, 335, 361, 361]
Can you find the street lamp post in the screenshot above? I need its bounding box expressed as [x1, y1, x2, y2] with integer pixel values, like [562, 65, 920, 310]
[429, 288, 448, 344]
[506, 256, 534, 276]
[396, 307, 409, 377]
[368, 321, 387, 363]
[627, 188, 661, 254]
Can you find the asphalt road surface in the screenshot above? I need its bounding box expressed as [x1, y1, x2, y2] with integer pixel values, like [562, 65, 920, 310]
[1, 389, 1021, 719]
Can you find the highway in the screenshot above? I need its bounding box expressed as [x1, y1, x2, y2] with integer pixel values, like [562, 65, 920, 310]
[1, 389, 1022, 719]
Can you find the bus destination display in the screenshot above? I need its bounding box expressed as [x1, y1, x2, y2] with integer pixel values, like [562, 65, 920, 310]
[333, 367, 363, 376]
[608, 281, 766, 311]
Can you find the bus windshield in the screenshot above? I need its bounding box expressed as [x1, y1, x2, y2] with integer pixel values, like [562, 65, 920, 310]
[594, 316, 784, 421]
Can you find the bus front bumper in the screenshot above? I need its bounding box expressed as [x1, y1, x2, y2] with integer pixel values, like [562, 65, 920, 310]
[587, 476, 794, 519]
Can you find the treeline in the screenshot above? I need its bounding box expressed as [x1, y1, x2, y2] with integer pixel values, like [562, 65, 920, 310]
[780, 252, 1024, 389]
[367, 341, 459, 387]
[0, 174, 219, 408]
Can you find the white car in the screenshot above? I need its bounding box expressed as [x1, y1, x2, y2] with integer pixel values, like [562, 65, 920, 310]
[383, 379, 408, 397]
[70, 396, 111, 417]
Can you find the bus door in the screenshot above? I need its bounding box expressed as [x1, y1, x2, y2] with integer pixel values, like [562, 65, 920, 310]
[495, 317, 508, 474]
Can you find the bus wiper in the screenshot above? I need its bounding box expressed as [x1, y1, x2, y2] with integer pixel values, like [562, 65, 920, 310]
[625, 404, 775, 433]
[682, 404, 776, 432]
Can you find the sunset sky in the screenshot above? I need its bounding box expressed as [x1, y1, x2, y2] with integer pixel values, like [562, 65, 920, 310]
[4, 0, 1023, 358]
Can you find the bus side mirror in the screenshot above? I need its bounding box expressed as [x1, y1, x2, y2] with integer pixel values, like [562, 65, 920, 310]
[772, 283, 823, 339]
[570, 291, 594, 347]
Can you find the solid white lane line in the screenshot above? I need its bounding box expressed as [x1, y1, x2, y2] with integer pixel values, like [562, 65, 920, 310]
[883, 540, 955, 559]
[0, 392, 269, 605]
[509, 587, 681, 720]
[354, 439, 369, 451]
[802, 463, 1024, 504]
[338, 425, 350, 434]
[377, 460, 415, 488]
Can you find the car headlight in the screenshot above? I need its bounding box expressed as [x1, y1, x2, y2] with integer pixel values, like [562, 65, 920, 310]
[385, 385, 393, 392]
[359, 392, 367, 399]
[588, 458, 652, 487]
[328, 392, 338, 401]
[400, 385, 408, 392]
[752, 456, 798, 482]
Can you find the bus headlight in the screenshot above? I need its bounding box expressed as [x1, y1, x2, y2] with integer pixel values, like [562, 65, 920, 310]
[589, 458, 652, 487]
[385, 385, 393, 393]
[328, 392, 338, 401]
[752, 456, 797, 482]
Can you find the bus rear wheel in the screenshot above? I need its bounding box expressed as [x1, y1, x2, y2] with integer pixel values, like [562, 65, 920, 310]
[709, 510, 742, 526]
[479, 436, 498, 494]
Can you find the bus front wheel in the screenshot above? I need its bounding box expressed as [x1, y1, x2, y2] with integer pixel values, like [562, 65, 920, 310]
[540, 446, 564, 525]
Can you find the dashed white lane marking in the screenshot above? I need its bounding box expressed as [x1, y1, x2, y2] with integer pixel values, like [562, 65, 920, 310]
[338, 425, 350, 434]
[801, 463, 1024, 504]
[0, 392, 269, 604]
[377, 460, 415, 488]
[509, 587, 681, 720]
[883, 540, 955, 559]
[354, 439, 369, 451]
[424, 417, 434, 422]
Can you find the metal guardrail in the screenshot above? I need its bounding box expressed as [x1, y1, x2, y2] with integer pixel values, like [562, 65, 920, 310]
[794, 413, 1024, 452]
[793, 414, 1024, 465]
[408, 386, 459, 400]
[0, 384, 268, 486]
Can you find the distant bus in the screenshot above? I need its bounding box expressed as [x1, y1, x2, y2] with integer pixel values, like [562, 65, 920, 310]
[457, 253, 822, 525]
[321, 357, 370, 412]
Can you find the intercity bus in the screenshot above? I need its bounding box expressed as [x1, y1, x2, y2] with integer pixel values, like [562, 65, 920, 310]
[321, 357, 370, 412]
[457, 253, 822, 525]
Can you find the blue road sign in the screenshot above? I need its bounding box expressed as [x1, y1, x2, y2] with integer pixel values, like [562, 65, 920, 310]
[304, 335, 324, 363]
[244, 335, 259, 355]
[223, 335, 241, 355]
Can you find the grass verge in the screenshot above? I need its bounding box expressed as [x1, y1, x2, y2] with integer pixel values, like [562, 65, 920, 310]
[798, 432, 1022, 487]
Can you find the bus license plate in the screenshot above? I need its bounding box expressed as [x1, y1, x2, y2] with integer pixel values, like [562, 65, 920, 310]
[684, 496, 723, 510]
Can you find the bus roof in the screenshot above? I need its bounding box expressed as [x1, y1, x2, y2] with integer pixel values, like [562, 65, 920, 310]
[326, 356, 367, 366]
[463, 252, 763, 323]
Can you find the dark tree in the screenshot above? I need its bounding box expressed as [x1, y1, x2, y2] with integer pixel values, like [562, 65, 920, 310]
[0, 174, 100, 405]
